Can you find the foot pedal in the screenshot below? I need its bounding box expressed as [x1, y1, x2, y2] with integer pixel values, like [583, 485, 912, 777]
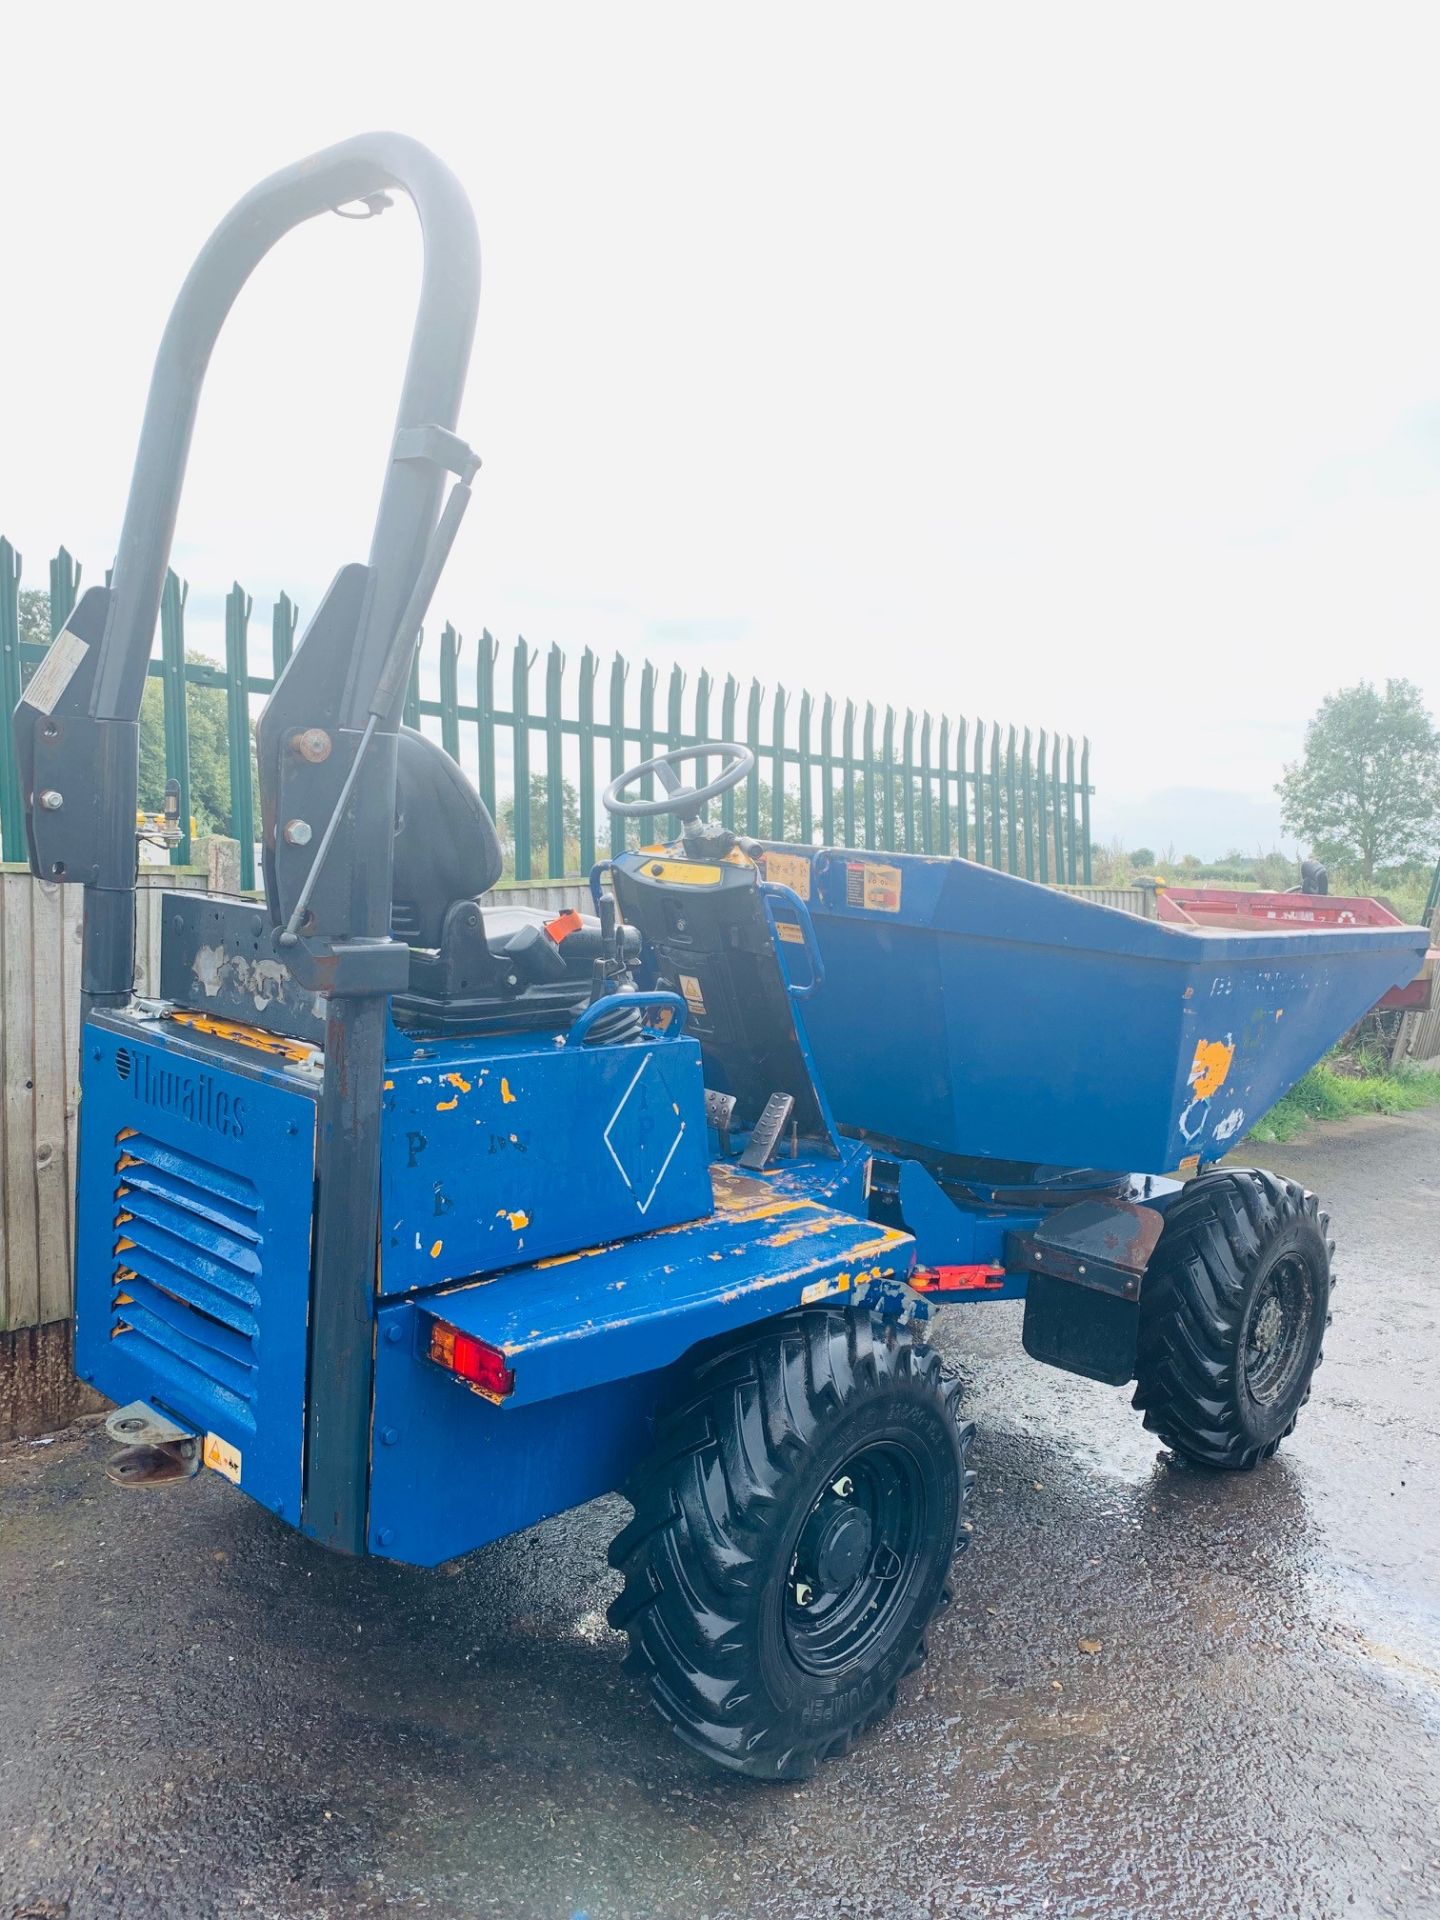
[739, 1091, 795, 1170]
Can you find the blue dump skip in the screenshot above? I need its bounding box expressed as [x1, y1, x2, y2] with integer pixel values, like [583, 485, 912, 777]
[774, 849, 1428, 1175]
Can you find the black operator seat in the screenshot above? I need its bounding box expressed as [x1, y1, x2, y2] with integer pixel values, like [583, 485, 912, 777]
[391, 727, 600, 992]
[392, 725, 503, 944]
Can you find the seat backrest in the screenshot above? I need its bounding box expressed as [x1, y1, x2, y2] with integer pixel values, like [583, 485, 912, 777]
[612, 857, 831, 1141]
[392, 727, 503, 946]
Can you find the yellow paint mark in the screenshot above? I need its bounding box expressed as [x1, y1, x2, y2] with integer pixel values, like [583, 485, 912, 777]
[497, 1209, 530, 1232]
[800, 1272, 854, 1305]
[166, 1009, 320, 1065]
[500, 1078, 517, 1103]
[1188, 1037, 1235, 1100]
[436, 1097, 459, 1111]
[430, 1240, 443, 1258]
[443, 1072, 472, 1093]
[384, 1079, 394, 1091]
[761, 1217, 847, 1249]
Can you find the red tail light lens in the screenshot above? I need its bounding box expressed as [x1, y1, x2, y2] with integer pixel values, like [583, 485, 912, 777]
[426, 1319, 515, 1400]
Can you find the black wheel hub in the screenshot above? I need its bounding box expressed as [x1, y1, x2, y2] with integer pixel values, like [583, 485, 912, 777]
[1241, 1251, 1316, 1407]
[784, 1441, 927, 1677]
[807, 1504, 873, 1589]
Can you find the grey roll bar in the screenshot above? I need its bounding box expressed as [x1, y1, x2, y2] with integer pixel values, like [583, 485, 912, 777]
[95, 131, 480, 729]
[17, 132, 481, 1011]
[18, 135, 485, 1554]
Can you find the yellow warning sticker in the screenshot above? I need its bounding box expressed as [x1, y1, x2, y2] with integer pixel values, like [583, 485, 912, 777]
[764, 849, 812, 900]
[203, 1432, 242, 1485]
[678, 972, 707, 1014]
[862, 862, 903, 913]
[775, 922, 805, 944]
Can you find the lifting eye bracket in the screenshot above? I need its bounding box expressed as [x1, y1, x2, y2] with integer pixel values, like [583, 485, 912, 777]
[331, 191, 394, 220]
[392, 423, 481, 482]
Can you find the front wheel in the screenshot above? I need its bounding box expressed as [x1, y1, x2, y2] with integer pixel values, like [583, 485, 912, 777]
[608, 1310, 975, 1779]
[1133, 1168, 1333, 1470]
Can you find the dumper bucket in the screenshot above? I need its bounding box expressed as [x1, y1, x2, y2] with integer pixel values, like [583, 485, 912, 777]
[764, 849, 1429, 1175]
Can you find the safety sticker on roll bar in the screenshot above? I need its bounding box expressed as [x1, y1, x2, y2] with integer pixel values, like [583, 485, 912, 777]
[19, 625, 88, 714]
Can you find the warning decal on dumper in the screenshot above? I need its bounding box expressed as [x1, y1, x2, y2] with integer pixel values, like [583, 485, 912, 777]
[846, 860, 903, 912]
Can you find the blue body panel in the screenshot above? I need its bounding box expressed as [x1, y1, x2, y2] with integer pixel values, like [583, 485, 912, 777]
[379, 1022, 712, 1294]
[769, 847, 1427, 1172]
[406, 1163, 910, 1405]
[368, 1164, 913, 1563]
[75, 1014, 318, 1523]
[76, 1007, 917, 1567]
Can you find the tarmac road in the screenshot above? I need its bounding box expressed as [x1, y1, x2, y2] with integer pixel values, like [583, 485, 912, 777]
[2, 1110, 1438, 1920]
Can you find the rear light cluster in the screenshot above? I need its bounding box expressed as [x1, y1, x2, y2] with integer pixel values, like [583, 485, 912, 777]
[426, 1318, 515, 1400]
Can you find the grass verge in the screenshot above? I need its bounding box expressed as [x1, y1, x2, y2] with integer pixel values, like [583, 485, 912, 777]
[1246, 1056, 1440, 1145]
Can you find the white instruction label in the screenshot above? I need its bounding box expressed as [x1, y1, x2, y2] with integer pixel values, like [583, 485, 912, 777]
[20, 626, 88, 715]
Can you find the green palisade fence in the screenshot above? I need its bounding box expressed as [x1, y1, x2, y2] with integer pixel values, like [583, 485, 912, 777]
[0, 537, 1093, 889]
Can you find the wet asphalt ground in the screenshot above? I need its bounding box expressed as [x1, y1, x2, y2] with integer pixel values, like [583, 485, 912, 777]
[2, 1110, 1438, 1920]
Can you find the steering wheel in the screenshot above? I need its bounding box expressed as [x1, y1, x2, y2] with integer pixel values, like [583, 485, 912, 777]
[602, 741, 755, 820]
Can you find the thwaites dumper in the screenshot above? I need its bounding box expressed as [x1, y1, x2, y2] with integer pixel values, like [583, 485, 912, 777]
[14, 136, 1430, 1780]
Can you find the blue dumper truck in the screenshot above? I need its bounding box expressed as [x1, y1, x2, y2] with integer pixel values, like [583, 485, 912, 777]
[13, 135, 1428, 1778]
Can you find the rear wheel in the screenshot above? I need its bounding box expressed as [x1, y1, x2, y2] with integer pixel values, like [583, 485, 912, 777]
[608, 1309, 975, 1779]
[1133, 1168, 1333, 1470]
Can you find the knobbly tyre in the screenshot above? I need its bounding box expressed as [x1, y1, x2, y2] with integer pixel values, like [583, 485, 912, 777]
[13, 135, 1428, 1780]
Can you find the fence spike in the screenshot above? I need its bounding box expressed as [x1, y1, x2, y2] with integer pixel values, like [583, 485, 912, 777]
[0, 532, 1096, 891]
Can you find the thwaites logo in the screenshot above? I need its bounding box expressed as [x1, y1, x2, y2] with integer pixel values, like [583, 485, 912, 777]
[120, 1047, 247, 1140]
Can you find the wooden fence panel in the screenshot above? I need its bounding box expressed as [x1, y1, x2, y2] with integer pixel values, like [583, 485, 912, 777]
[0, 869, 207, 1337]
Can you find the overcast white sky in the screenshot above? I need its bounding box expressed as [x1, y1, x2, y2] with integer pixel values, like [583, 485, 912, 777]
[5, 3, 1440, 858]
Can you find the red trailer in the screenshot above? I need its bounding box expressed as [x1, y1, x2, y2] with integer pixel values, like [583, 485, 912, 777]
[1155, 887, 1435, 1012]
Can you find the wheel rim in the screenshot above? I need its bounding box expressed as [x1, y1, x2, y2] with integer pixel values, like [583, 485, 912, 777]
[783, 1441, 928, 1677]
[1241, 1251, 1316, 1407]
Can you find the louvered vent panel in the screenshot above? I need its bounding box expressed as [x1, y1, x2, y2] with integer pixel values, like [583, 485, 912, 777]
[110, 1131, 263, 1434]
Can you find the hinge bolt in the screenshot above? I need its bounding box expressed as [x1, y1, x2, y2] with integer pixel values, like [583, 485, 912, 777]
[292, 727, 332, 763]
[39, 790, 63, 811]
[284, 818, 313, 847]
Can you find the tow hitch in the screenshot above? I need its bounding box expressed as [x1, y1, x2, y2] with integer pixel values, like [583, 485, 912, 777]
[104, 1401, 201, 1488]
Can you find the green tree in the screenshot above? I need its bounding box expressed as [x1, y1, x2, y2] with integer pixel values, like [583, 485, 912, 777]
[18, 588, 51, 649]
[1277, 679, 1440, 885]
[137, 656, 242, 836]
[498, 774, 582, 878]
